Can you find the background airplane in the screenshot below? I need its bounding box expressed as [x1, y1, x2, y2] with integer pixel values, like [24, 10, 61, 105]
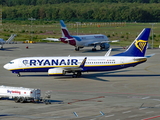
[0, 34, 16, 49]
[44, 20, 118, 51]
[59, 20, 119, 51]
[3, 28, 153, 78]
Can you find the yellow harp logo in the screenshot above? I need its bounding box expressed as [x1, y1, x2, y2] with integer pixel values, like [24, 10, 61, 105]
[135, 40, 147, 52]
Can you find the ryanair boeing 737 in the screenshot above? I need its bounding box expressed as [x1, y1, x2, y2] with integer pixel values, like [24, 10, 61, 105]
[3, 28, 154, 78]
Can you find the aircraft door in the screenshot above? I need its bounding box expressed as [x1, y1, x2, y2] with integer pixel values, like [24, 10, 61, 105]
[120, 58, 124, 67]
[19, 59, 23, 67]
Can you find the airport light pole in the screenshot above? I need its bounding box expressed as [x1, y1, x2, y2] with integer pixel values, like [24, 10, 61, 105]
[149, 23, 156, 49]
[28, 17, 36, 41]
[76, 22, 81, 35]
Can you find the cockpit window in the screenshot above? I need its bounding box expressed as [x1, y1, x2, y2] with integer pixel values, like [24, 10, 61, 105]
[9, 62, 14, 64]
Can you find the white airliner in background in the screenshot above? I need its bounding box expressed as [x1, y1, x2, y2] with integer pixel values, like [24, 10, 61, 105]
[3, 28, 154, 78]
[0, 34, 16, 49]
[45, 20, 118, 51]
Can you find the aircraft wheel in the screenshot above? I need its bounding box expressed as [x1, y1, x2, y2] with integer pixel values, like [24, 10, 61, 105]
[72, 74, 77, 78]
[77, 72, 82, 77]
[75, 47, 79, 51]
[100, 47, 103, 50]
[92, 48, 96, 51]
[17, 73, 21, 77]
[62, 70, 66, 75]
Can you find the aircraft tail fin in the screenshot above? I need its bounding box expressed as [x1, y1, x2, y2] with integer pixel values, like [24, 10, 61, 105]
[114, 28, 151, 57]
[60, 20, 71, 38]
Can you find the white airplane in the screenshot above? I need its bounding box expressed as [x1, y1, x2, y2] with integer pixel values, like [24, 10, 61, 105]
[3, 28, 154, 78]
[0, 34, 17, 49]
[47, 20, 118, 51]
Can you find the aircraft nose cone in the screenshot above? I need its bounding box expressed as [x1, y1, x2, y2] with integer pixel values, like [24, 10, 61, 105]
[3, 64, 8, 70]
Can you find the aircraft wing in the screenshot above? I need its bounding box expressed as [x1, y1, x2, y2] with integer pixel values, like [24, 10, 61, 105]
[42, 38, 59, 41]
[100, 40, 119, 43]
[63, 67, 83, 71]
[86, 40, 119, 46]
[60, 57, 87, 72]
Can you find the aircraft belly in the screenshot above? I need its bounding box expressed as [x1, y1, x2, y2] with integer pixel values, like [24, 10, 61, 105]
[83, 60, 146, 72]
[76, 40, 85, 47]
[11, 67, 50, 73]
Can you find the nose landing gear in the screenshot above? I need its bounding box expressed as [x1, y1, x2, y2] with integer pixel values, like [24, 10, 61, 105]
[17, 73, 21, 77]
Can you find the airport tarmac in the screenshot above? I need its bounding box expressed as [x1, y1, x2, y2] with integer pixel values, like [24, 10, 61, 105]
[0, 43, 160, 120]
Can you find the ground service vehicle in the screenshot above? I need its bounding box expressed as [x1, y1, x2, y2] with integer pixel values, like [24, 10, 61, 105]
[0, 85, 41, 103]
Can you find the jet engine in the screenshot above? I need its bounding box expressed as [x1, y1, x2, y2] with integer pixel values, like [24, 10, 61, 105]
[100, 43, 110, 50]
[48, 68, 65, 76]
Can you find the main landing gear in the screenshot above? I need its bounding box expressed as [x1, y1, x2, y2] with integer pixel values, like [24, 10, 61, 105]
[92, 44, 97, 51]
[72, 72, 82, 78]
[92, 48, 96, 51]
[75, 47, 80, 51]
[75, 47, 84, 51]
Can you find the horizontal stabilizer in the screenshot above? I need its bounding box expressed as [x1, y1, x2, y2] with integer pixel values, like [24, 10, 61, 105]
[65, 38, 75, 41]
[133, 58, 147, 61]
[145, 53, 155, 58]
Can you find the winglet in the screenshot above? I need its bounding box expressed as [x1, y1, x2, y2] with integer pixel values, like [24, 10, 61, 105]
[79, 57, 87, 68]
[105, 48, 112, 56]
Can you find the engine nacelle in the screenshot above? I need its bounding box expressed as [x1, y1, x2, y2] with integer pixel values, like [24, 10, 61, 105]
[100, 43, 110, 50]
[48, 68, 65, 76]
[0, 45, 3, 49]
